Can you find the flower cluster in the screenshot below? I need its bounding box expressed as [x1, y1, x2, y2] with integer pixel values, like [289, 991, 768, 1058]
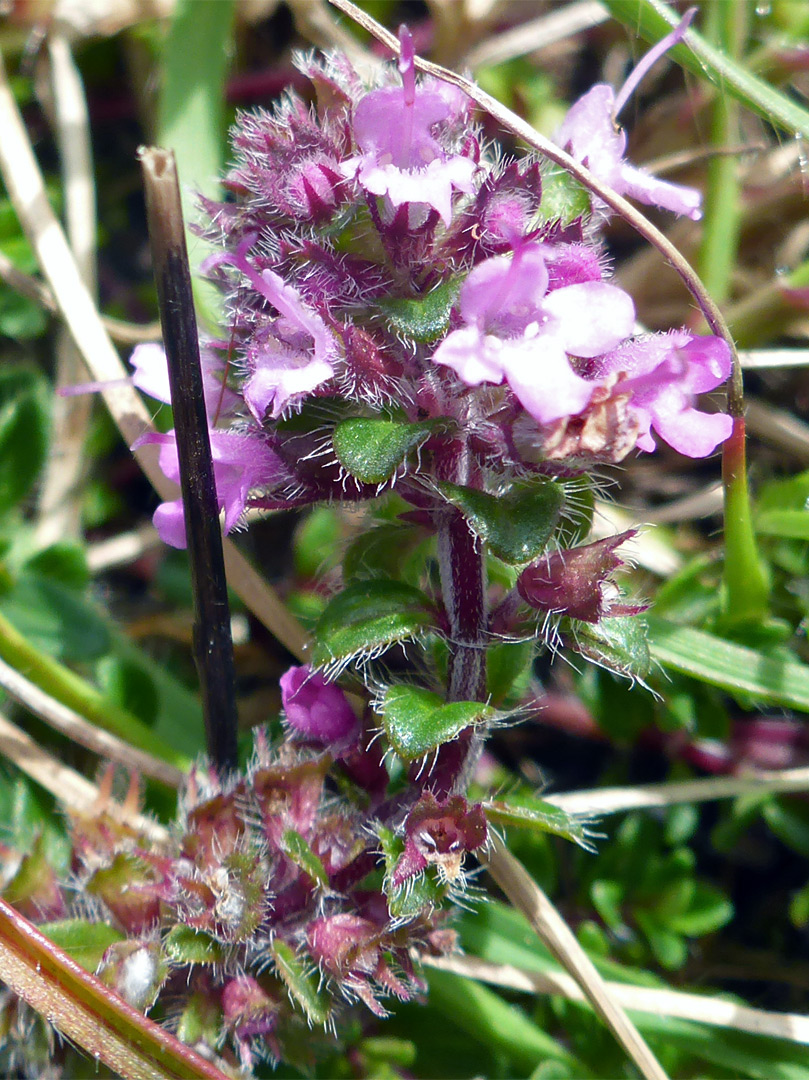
[133, 22, 730, 552]
[4, 672, 486, 1070]
[38, 22, 734, 1069]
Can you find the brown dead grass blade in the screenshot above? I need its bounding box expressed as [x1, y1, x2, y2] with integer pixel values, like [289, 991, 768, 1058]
[481, 835, 671, 1080]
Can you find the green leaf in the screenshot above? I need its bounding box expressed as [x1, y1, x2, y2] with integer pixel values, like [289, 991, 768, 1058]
[762, 796, 809, 854]
[590, 880, 626, 933]
[634, 911, 687, 970]
[0, 369, 49, 515]
[602, 0, 810, 137]
[668, 884, 734, 937]
[539, 166, 590, 226]
[483, 797, 598, 852]
[485, 639, 534, 707]
[0, 766, 71, 873]
[157, 0, 234, 327]
[22, 541, 89, 589]
[271, 939, 331, 1026]
[37, 919, 125, 972]
[439, 478, 564, 565]
[566, 615, 651, 681]
[0, 609, 191, 770]
[343, 519, 426, 583]
[1, 572, 111, 663]
[379, 683, 493, 762]
[646, 615, 809, 710]
[425, 969, 582, 1074]
[377, 278, 461, 342]
[389, 866, 447, 920]
[165, 926, 227, 966]
[281, 829, 329, 888]
[333, 416, 439, 484]
[311, 580, 435, 668]
[175, 989, 223, 1049]
[755, 509, 809, 540]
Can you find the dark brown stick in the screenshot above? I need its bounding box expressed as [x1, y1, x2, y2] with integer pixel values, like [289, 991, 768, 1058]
[139, 146, 238, 774]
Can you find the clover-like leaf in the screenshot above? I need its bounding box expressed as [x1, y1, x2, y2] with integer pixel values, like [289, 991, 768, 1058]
[377, 278, 461, 343]
[311, 580, 435, 669]
[333, 416, 439, 484]
[439, 479, 564, 565]
[379, 684, 493, 762]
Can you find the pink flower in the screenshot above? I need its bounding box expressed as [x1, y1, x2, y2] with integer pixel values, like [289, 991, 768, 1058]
[214, 240, 339, 419]
[136, 428, 284, 549]
[280, 665, 358, 747]
[555, 9, 702, 220]
[432, 243, 635, 424]
[391, 793, 487, 887]
[341, 26, 476, 225]
[307, 914, 415, 1017]
[130, 340, 239, 420]
[592, 330, 733, 457]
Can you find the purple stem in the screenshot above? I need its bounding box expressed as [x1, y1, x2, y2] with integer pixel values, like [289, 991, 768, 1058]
[437, 506, 487, 703]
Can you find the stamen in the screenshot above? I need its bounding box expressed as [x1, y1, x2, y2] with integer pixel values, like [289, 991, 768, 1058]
[613, 7, 697, 120]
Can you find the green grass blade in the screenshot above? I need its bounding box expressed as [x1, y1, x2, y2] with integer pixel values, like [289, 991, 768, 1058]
[425, 967, 585, 1075]
[647, 616, 808, 710]
[602, 0, 809, 137]
[157, 0, 235, 327]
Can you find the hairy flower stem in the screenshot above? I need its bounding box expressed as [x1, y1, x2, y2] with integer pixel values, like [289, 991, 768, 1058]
[426, 503, 488, 797]
[438, 507, 487, 704]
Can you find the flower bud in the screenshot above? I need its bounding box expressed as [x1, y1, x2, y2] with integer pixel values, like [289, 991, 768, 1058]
[280, 665, 358, 746]
[517, 530, 644, 623]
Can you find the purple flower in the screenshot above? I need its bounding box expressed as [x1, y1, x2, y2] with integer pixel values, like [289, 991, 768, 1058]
[280, 665, 358, 747]
[555, 9, 702, 220]
[341, 26, 476, 226]
[136, 428, 284, 549]
[432, 243, 634, 424]
[517, 530, 645, 623]
[592, 330, 733, 457]
[130, 340, 239, 420]
[215, 241, 339, 419]
[391, 793, 487, 887]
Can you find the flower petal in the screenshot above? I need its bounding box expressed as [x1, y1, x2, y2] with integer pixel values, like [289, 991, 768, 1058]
[542, 282, 635, 358]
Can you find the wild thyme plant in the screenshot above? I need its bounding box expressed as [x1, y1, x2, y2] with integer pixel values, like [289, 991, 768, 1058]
[6, 21, 734, 1074]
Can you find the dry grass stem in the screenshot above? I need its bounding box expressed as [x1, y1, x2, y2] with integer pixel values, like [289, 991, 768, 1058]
[482, 835, 671, 1080]
[35, 32, 96, 548]
[462, 0, 608, 70]
[744, 398, 809, 460]
[0, 656, 184, 789]
[418, 952, 810, 1044]
[739, 350, 808, 369]
[0, 711, 169, 844]
[546, 768, 810, 816]
[0, 250, 161, 343]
